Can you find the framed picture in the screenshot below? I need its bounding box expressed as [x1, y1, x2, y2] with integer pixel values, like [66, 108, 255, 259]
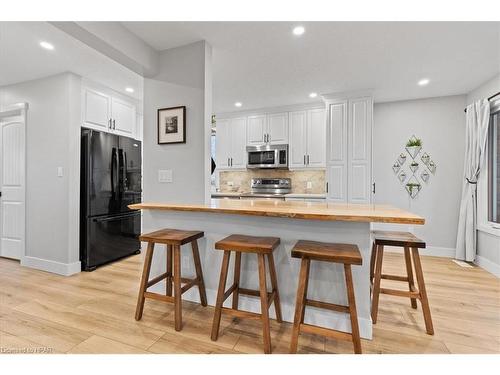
[157, 106, 186, 144]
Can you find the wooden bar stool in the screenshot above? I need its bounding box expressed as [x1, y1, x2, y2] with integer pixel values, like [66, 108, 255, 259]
[135, 228, 208, 331]
[211, 234, 283, 354]
[290, 240, 363, 354]
[370, 230, 434, 335]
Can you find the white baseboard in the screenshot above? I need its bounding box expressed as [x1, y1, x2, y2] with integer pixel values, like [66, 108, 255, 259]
[149, 283, 373, 340]
[384, 245, 455, 258]
[475, 255, 500, 278]
[21, 256, 81, 276]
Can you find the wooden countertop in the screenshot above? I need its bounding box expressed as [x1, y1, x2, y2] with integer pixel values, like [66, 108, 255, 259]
[129, 199, 424, 225]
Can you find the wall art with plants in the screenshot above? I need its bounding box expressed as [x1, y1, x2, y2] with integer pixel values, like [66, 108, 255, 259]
[391, 135, 437, 199]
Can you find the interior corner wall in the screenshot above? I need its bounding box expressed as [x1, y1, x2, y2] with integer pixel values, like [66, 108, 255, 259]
[373, 95, 466, 255]
[0, 72, 81, 274]
[142, 41, 211, 212]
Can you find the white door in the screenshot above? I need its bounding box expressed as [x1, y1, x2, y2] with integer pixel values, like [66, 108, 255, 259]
[348, 97, 372, 204]
[215, 119, 231, 170]
[289, 111, 307, 169]
[247, 115, 266, 146]
[83, 88, 111, 131]
[229, 117, 247, 169]
[111, 98, 136, 137]
[267, 112, 288, 144]
[326, 101, 348, 202]
[306, 108, 326, 168]
[0, 109, 26, 260]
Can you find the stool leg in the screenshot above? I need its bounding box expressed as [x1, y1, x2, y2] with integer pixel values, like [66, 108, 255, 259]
[232, 252, 242, 310]
[290, 257, 310, 354]
[135, 242, 154, 321]
[411, 247, 434, 335]
[211, 250, 231, 341]
[267, 253, 283, 323]
[173, 244, 182, 331]
[371, 245, 384, 324]
[300, 259, 310, 324]
[191, 240, 207, 306]
[404, 246, 418, 309]
[257, 253, 272, 354]
[344, 264, 362, 354]
[369, 241, 377, 287]
[166, 244, 173, 297]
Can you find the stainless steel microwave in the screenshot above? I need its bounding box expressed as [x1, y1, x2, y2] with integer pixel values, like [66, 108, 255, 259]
[246, 144, 288, 169]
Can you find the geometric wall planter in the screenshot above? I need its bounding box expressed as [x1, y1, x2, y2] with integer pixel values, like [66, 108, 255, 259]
[392, 135, 437, 199]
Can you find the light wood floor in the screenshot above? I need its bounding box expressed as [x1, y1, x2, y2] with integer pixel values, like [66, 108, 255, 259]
[0, 252, 499, 354]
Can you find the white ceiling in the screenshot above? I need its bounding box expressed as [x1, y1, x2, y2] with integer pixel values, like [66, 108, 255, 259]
[0, 22, 143, 100]
[123, 21, 500, 113]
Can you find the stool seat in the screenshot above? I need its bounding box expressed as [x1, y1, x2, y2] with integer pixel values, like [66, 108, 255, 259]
[140, 228, 204, 245]
[215, 234, 280, 253]
[291, 240, 362, 265]
[372, 230, 425, 248]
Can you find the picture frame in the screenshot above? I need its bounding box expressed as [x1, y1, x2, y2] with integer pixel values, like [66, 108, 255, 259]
[157, 106, 186, 144]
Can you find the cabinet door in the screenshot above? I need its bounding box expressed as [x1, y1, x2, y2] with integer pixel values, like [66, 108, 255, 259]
[267, 112, 288, 144]
[288, 111, 307, 169]
[348, 97, 372, 204]
[111, 98, 136, 137]
[229, 117, 247, 169]
[83, 88, 110, 131]
[247, 115, 266, 146]
[326, 101, 348, 202]
[135, 113, 143, 141]
[306, 108, 326, 168]
[215, 119, 231, 170]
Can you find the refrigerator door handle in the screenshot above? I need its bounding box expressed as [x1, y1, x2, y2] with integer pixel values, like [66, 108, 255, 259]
[111, 148, 118, 196]
[92, 212, 139, 222]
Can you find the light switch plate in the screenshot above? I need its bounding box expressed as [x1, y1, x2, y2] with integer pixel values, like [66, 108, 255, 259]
[306, 181, 312, 189]
[57, 167, 63, 177]
[158, 169, 173, 183]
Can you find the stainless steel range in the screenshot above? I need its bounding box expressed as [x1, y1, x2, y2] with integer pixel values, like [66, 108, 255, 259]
[240, 178, 291, 200]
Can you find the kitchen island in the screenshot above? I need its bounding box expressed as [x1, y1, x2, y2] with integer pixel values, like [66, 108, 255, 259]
[129, 200, 424, 339]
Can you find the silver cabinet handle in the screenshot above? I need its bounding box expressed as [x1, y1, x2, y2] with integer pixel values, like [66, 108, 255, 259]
[113, 119, 116, 130]
[304, 155, 306, 165]
[228, 157, 230, 167]
[108, 119, 112, 129]
[307, 155, 310, 165]
[230, 158, 232, 167]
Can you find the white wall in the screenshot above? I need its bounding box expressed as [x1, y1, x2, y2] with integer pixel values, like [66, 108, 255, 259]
[142, 41, 212, 208]
[467, 74, 500, 276]
[373, 95, 466, 255]
[0, 72, 81, 274]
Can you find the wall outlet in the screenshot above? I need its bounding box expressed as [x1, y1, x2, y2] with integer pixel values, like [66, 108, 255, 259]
[158, 169, 173, 183]
[306, 181, 312, 189]
[57, 167, 64, 177]
[228, 181, 234, 187]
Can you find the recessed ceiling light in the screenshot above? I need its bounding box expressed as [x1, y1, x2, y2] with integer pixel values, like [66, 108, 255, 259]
[234, 102, 242, 107]
[292, 26, 305, 36]
[309, 92, 318, 98]
[418, 78, 430, 86]
[39, 41, 54, 50]
[125, 87, 134, 93]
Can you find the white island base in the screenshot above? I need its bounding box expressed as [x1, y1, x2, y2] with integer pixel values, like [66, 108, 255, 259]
[142, 209, 373, 339]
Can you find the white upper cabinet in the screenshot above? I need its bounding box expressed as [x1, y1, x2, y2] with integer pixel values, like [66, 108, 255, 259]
[111, 97, 136, 137]
[82, 83, 138, 139]
[325, 95, 372, 204]
[247, 115, 266, 145]
[216, 117, 247, 170]
[267, 112, 288, 144]
[83, 88, 111, 131]
[289, 108, 326, 170]
[306, 108, 326, 168]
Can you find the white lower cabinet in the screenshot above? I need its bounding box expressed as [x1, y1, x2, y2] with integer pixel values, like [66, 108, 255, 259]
[325, 95, 373, 204]
[289, 108, 326, 169]
[216, 117, 247, 170]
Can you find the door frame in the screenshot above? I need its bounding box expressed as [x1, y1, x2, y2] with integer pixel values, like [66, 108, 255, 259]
[0, 102, 28, 261]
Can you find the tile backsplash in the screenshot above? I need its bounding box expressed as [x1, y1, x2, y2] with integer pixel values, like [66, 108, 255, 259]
[218, 169, 326, 194]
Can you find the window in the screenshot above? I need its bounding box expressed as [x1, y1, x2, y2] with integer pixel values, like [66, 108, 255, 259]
[488, 101, 500, 224]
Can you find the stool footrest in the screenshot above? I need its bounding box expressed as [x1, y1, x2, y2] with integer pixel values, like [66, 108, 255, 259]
[221, 307, 262, 320]
[223, 283, 238, 302]
[305, 299, 350, 313]
[381, 274, 409, 282]
[380, 287, 420, 299]
[238, 288, 260, 297]
[147, 272, 169, 288]
[181, 278, 199, 294]
[300, 323, 353, 342]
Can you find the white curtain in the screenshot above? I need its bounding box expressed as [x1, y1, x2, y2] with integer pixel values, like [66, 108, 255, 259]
[456, 99, 490, 261]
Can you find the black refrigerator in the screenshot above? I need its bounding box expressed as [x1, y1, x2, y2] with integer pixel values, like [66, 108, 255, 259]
[80, 129, 142, 271]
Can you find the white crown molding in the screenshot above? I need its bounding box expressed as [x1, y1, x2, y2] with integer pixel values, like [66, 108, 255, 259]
[216, 101, 325, 119]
